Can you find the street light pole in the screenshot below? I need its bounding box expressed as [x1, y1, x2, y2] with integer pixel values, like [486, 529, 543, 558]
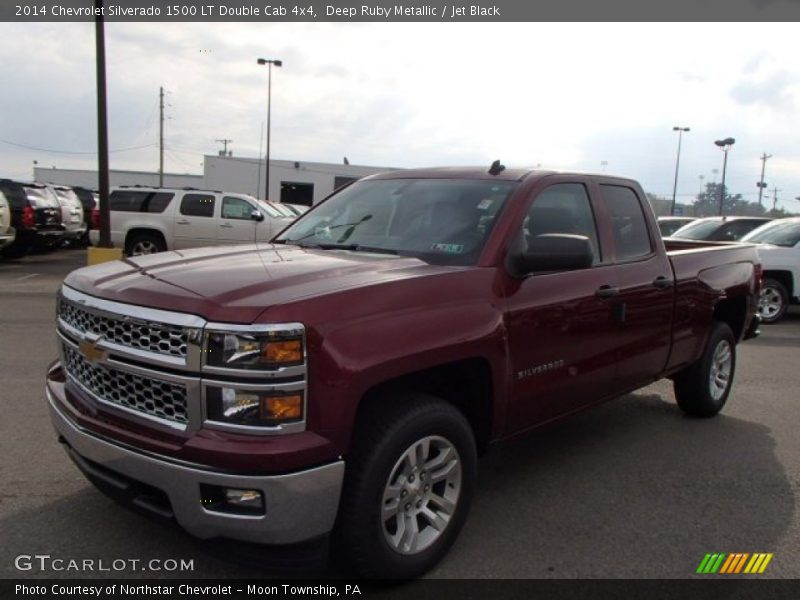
[714, 137, 736, 216]
[757, 152, 771, 207]
[257, 58, 282, 200]
[670, 126, 690, 216]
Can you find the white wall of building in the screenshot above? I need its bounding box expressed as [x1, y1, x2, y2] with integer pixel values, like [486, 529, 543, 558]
[33, 167, 203, 189]
[203, 156, 394, 204]
[32, 157, 395, 204]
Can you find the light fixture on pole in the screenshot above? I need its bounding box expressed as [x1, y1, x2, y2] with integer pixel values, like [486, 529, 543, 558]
[714, 137, 735, 216]
[256, 57, 282, 200]
[670, 126, 690, 216]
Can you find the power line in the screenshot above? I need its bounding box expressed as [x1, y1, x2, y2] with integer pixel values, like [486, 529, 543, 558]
[0, 138, 156, 155]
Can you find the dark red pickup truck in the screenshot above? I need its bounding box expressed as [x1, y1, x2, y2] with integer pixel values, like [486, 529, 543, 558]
[47, 167, 761, 578]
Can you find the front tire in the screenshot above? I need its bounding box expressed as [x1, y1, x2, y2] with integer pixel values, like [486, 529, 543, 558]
[337, 394, 477, 579]
[126, 233, 165, 256]
[758, 278, 788, 324]
[673, 322, 736, 418]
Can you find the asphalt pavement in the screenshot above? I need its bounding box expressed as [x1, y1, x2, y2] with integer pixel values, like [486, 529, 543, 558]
[1, 249, 798, 580]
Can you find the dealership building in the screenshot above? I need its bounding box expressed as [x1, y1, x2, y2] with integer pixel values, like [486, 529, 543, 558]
[34, 155, 394, 206]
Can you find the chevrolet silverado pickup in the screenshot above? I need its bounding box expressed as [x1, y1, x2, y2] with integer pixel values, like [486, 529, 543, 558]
[46, 167, 761, 578]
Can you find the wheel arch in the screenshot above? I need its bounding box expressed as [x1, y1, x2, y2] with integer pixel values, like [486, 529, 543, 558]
[353, 357, 494, 455]
[124, 228, 168, 254]
[762, 270, 794, 298]
[713, 296, 747, 342]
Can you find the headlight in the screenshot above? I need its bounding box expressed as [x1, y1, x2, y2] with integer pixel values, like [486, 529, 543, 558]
[206, 387, 304, 427]
[205, 329, 304, 370]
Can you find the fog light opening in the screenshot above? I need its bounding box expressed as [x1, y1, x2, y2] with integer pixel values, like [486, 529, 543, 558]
[200, 484, 265, 516]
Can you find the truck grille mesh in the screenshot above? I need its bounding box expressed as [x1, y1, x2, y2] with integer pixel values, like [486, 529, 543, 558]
[59, 297, 188, 358]
[62, 344, 189, 424]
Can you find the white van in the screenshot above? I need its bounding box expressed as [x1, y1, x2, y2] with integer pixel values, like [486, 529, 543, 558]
[89, 187, 295, 255]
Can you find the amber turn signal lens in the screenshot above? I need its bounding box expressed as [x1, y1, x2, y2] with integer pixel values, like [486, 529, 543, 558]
[261, 394, 303, 420]
[263, 339, 302, 363]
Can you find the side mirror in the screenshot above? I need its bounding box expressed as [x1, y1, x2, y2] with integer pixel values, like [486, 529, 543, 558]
[507, 233, 594, 278]
[250, 210, 265, 222]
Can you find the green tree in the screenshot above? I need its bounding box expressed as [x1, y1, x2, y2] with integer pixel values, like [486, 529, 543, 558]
[693, 183, 766, 217]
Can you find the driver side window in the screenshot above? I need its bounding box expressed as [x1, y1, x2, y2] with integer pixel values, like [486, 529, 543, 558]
[525, 183, 601, 264]
[222, 197, 255, 220]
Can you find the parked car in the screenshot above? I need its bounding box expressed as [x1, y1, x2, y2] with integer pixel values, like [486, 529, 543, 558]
[658, 216, 696, 237]
[88, 186, 295, 255]
[0, 190, 16, 251]
[0, 180, 64, 257]
[70, 186, 98, 246]
[671, 216, 772, 242]
[282, 203, 311, 216]
[48, 185, 86, 247]
[49, 168, 761, 578]
[740, 217, 800, 323]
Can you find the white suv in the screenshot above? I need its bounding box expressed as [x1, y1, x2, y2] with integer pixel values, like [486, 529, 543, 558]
[89, 187, 295, 256]
[741, 217, 800, 323]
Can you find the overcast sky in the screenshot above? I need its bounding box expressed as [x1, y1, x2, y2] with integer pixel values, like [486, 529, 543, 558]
[1, 22, 799, 210]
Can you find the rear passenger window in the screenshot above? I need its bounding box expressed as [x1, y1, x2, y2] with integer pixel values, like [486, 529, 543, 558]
[526, 183, 601, 264]
[180, 194, 215, 218]
[601, 185, 653, 261]
[109, 191, 173, 213]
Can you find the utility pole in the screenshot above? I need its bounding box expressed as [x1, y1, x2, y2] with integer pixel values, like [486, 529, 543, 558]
[159, 86, 164, 187]
[757, 153, 771, 207]
[771, 187, 781, 212]
[95, 0, 111, 248]
[216, 138, 233, 155]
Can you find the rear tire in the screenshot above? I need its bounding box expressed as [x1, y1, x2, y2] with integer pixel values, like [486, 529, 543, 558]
[125, 233, 165, 256]
[673, 322, 736, 418]
[336, 393, 477, 579]
[758, 278, 788, 324]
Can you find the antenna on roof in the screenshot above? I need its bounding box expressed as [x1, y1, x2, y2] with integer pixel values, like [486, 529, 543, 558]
[488, 160, 505, 176]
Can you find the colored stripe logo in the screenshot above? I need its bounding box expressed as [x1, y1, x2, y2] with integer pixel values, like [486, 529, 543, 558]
[696, 553, 773, 574]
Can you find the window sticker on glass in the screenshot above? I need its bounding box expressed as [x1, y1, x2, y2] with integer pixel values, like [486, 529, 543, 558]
[477, 198, 494, 210]
[431, 243, 464, 254]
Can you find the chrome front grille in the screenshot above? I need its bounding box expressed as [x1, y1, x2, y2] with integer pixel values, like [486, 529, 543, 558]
[62, 343, 189, 424]
[59, 296, 188, 358]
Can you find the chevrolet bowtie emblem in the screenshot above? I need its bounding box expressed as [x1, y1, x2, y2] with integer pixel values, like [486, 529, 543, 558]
[78, 339, 107, 364]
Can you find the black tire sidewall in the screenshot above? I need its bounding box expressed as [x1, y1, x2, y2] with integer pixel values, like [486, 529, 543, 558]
[676, 322, 736, 417]
[340, 397, 477, 579]
[126, 234, 164, 256]
[760, 278, 788, 324]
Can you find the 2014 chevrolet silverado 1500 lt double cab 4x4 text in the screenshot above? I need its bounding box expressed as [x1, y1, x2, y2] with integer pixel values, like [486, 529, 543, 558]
[46, 167, 761, 578]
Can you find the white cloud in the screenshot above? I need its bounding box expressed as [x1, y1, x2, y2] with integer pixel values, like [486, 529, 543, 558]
[1, 21, 799, 211]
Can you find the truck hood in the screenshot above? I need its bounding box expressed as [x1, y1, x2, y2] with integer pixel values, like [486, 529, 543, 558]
[65, 243, 452, 323]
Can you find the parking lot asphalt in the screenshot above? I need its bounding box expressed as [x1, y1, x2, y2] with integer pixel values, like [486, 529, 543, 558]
[1, 249, 798, 580]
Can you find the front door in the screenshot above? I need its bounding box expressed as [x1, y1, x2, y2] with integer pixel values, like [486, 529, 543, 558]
[505, 180, 621, 431]
[217, 196, 260, 245]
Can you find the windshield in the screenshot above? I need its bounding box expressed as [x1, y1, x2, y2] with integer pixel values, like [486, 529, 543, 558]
[741, 220, 800, 247]
[671, 219, 722, 240]
[275, 178, 518, 265]
[269, 202, 297, 218]
[255, 200, 285, 218]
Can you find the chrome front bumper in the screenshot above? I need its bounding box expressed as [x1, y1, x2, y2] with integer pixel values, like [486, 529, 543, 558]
[47, 387, 345, 545]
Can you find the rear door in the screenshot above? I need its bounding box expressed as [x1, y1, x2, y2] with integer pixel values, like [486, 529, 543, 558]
[596, 183, 673, 389]
[505, 178, 621, 429]
[174, 193, 218, 249]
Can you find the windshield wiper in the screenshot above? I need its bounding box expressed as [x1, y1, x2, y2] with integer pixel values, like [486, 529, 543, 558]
[296, 242, 398, 255]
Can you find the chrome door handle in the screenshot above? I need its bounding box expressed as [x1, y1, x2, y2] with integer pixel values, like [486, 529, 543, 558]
[176, 219, 190, 225]
[220, 223, 233, 228]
